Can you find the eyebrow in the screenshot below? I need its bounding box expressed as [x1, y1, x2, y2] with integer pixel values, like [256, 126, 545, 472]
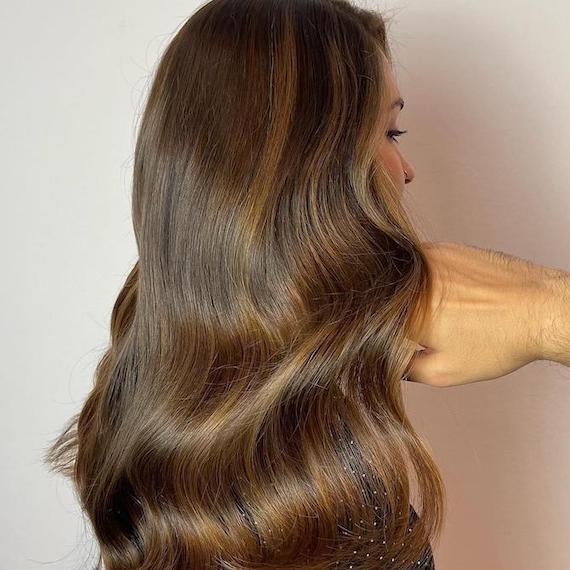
[391, 97, 405, 110]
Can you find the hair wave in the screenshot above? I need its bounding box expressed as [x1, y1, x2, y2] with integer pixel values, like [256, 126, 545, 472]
[45, 1, 446, 568]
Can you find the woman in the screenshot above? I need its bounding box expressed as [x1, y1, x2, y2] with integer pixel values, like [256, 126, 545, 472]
[44, 1, 570, 569]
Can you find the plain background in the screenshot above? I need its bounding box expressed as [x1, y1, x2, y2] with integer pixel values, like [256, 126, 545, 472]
[2, 0, 569, 568]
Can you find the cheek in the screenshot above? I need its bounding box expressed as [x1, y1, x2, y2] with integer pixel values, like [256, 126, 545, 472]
[378, 146, 403, 181]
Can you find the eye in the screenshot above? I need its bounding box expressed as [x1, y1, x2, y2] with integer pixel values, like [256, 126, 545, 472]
[387, 129, 408, 143]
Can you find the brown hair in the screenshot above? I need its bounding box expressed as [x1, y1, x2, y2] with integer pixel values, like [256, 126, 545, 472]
[44, 1, 445, 568]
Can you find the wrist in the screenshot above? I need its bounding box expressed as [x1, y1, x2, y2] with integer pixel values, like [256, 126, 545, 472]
[536, 269, 570, 366]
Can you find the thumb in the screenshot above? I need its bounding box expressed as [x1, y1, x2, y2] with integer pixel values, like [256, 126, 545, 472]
[405, 346, 446, 386]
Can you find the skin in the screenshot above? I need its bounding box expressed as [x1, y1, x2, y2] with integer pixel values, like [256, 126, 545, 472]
[408, 242, 569, 387]
[541, 273, 570, 366]
[377, 57, 416, 192]
[378, 59, 570, 387]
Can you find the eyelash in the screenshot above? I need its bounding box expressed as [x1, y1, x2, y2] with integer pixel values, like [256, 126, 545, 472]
[387, 129, 408, 143]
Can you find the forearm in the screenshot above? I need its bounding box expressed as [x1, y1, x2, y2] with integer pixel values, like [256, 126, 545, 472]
[537, 270, 570, 366]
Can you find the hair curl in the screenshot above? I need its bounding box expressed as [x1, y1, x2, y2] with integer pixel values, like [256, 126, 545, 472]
[45, 1, 446, 568]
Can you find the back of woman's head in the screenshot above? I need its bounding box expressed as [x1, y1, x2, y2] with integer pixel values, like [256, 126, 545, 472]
[45, 1, 445, 568]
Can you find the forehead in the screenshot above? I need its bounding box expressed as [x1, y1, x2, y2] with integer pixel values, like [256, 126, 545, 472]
[381, 56, 399, 98]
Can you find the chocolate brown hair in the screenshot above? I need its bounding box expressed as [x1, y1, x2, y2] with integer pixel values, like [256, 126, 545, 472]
[45, 1, 445, 568]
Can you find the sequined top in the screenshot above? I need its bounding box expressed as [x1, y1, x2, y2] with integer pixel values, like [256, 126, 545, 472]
[334, 504, 435, 569]
[406, 505, 436, 569]
[334, 433, 436, 569]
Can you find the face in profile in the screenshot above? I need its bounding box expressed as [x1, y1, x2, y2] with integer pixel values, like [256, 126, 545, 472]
[377, 56, 416, 193]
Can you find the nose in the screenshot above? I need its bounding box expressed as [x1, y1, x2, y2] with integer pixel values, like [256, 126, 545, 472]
[403, 159, 416, 184]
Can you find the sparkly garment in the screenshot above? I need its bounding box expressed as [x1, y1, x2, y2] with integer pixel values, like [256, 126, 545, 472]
[405, 505, 436, 569]
[332, 432, 436, 569]
[333, 504, 436, 569]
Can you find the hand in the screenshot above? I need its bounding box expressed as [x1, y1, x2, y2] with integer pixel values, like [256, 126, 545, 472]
[407, 241, 557, 387]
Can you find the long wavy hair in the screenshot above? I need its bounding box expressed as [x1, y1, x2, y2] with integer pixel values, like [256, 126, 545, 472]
[44, 1, 446, 568]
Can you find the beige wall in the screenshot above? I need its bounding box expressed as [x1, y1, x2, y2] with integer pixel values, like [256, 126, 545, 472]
[379, 0, 570, 568]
